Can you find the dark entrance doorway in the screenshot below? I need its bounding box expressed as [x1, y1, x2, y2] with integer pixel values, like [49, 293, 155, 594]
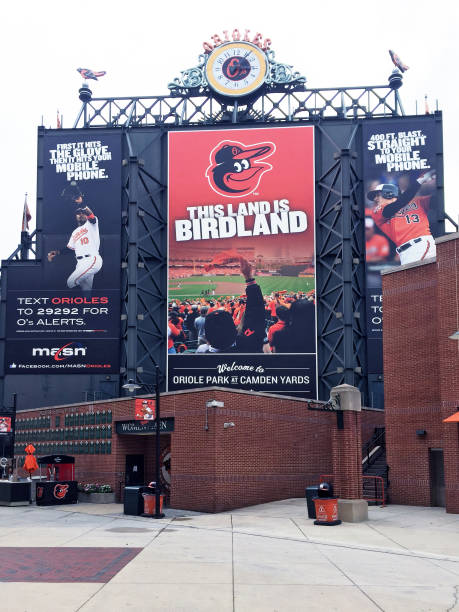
[125, 454, 144, 486]
[429, 448, 445, 507]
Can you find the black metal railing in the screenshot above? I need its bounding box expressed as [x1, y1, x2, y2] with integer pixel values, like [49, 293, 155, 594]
[362, 427, 386, 469]
[72, 80, 405, 129]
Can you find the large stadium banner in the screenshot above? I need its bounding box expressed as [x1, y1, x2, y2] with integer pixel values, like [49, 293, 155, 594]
[168, 126, 317, 398]
[5, 132, 122, 374]
[363, 117, 439, 372]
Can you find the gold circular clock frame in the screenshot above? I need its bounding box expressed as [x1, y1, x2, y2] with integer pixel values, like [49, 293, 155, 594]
[206, 42, 268, 97]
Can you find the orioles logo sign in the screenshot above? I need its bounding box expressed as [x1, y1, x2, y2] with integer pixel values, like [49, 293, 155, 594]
[206, 140, 275, 198]
[54, 483, 69, 499]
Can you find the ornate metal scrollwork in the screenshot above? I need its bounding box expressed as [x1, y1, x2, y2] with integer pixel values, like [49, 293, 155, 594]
[265, 50, 306, 86]
[168, 46, 305, 95]
[168, 54, 208, 92]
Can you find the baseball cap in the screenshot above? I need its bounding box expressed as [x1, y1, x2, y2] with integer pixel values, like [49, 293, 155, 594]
[215, 143, 271, 163]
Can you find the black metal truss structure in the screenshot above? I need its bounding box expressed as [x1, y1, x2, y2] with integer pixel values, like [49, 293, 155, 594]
[7, 231, 37, 262]
[120, 123, 369, 401]
[3, 74, 415, 407]
[71, 76, 406, 402]
[73, 75, 405, 129]
[315, 126, 366, 398]
[114, 122, 368, 400]
[120, 131, 168, 393]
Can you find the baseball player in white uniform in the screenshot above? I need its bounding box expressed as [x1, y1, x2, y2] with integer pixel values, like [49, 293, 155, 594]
[47, 207, 103, 292]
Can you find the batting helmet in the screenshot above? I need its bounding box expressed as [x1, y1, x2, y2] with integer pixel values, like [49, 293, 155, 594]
[367, 183, 399, 201]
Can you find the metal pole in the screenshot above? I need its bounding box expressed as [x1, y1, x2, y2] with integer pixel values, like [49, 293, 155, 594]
[11, 393, 17, 473]
[153, 365, 164, 518]
[20, 232, 30, 260]
[126, 156, 139, 387]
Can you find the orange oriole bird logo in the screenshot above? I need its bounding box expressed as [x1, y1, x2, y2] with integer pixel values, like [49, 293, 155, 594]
[53, 484, 69, 499]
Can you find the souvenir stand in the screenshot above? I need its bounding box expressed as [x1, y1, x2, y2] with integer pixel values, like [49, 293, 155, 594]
[35, 455, 78, 505]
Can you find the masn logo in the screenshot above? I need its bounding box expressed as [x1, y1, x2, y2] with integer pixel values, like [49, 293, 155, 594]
[32, 342, 87, 361]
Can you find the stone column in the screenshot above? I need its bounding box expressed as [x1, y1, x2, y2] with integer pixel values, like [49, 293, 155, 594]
[330, 383, 368, 522]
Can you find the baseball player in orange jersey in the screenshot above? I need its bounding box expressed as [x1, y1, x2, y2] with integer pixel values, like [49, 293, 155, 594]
[47, 207, 103, 291]
[367, 171, 436, 265]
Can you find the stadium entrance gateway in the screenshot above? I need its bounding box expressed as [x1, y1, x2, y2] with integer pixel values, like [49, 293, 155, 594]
[12, 385, 382, 515]
[1, 30, 455, 517]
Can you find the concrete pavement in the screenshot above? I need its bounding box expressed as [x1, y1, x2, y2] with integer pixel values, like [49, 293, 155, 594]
[0, 499, 458, 611]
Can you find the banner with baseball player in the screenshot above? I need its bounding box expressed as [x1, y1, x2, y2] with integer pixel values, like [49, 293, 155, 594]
[0, 416, 12, 433]
[167, 126, 317, 398]
[5, 132, 122, 374]
[0, 414, 14, 459]
[363, 116, 441, 373]
[134, 398, 156, 421]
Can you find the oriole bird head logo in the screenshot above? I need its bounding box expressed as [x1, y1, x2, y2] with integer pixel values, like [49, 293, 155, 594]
[206, 140, 275, 198]
[53, 484, 69, 499]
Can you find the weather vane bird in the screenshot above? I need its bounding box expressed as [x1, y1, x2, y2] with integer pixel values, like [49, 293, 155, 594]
[389, 50, 409, 73]
[77, 68, 107, 81]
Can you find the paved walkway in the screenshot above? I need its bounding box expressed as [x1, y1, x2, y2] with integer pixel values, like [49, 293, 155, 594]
[0, 500, 458, 611]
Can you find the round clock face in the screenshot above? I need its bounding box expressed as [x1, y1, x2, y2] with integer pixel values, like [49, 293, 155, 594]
[206, 42, 267, 97]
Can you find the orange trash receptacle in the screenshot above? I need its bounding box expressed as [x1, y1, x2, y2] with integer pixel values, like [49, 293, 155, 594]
[142, 493, 164, 516]
[313, 497, 341, 526]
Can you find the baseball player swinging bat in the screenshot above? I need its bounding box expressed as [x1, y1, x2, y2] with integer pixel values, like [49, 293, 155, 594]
[47, 206, 103, 292]
[367, 170, 436, 265]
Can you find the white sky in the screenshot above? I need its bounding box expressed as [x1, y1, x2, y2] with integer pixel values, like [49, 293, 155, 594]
[1, 0, 458, 259]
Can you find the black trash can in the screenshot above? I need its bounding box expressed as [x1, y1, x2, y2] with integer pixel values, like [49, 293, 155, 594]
[318, 482, 333, 498]
[124, 485, 147, 516]
[305, 486, 319, 519]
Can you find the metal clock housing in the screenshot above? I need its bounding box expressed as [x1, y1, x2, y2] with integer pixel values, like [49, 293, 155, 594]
[205, 42, 267, 97]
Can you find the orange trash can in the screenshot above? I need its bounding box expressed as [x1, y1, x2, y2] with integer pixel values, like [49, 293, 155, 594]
[313, 497, 341, 526]
[142, 493, 164, 516]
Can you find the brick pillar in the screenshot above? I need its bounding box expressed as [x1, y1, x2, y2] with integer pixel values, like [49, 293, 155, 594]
[330, 384, 368, 522]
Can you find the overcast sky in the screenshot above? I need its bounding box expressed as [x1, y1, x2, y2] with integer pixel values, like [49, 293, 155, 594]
[1, 0, 458, 259]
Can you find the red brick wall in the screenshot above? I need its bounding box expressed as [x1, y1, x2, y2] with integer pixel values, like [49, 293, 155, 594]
[361, 408, 386, 444]
[15, 389, 384, 512]
[332, 411, 363, 499]
[437, 237, 459, 512]
[382, 235, 459, 512]
[166, 389, 338, 512]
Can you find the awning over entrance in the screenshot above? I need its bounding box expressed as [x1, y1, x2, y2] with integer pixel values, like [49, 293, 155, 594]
[116, 418, 174, 435]
[443, 411, 459, 423]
